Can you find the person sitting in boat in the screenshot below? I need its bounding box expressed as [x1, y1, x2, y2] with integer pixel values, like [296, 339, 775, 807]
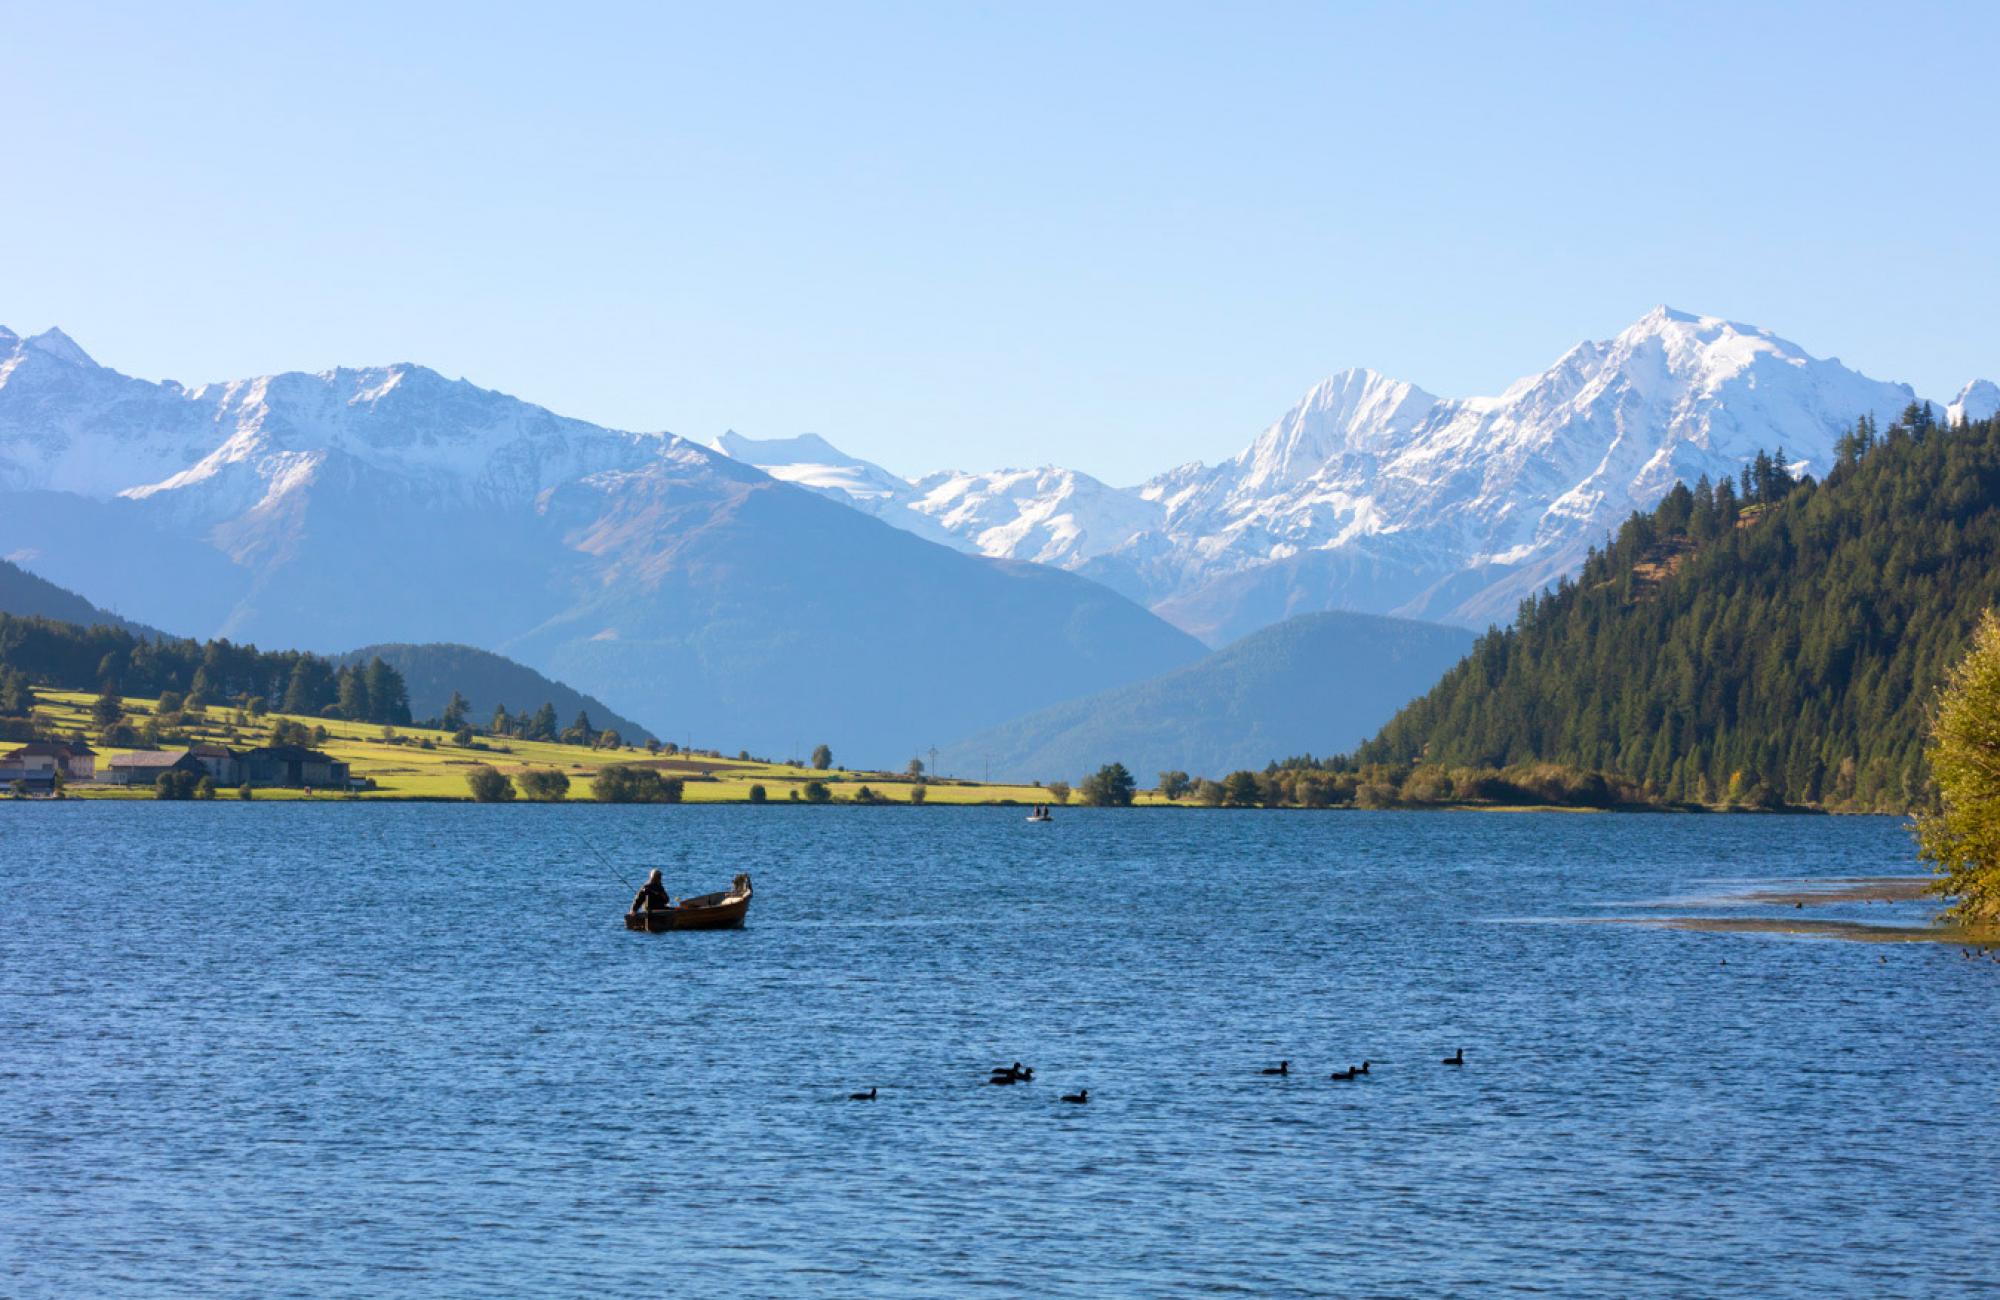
[630, 868, 671, 914]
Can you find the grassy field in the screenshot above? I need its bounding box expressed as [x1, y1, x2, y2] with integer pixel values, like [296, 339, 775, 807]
[23, 689, 1076, 804]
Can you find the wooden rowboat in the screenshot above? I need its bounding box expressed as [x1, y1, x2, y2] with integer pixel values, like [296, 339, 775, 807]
[625, 873, 754, 932]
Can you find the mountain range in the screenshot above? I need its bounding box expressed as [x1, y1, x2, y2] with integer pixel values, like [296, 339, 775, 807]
[2, 308, 1988, 774]
[711, 308, 1992, 644]
[0, 326, 1203, 764]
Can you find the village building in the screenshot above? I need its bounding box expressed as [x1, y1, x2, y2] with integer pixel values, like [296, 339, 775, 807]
[241, 745, 350, 790]
[189, 743, 242, 786]
[104, 748, 208, 786]
[0, 741, 98, 790]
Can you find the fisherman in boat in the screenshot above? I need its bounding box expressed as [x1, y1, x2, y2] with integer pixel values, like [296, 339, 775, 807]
[630, 868, 671, 914]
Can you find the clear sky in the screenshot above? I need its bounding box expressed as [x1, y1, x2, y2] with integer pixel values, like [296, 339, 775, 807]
[2, 1, 1994, 483]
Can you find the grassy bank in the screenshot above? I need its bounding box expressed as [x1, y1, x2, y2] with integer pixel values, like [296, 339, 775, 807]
[23, 690, 1058, 805]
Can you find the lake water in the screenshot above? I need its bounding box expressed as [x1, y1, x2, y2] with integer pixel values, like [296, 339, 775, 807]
[4, 805, 1995, 1297]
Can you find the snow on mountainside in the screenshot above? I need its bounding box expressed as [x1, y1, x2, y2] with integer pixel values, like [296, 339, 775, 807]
[704, 430, 963, 548]
[0, 326, 224, 495]
[708, 307, 1965, 642]
[0, 327, 675, 509]
[905, 465, 1161, 569]
[1152, 306, 1934, 638]
[1949, 379, 2000, 426]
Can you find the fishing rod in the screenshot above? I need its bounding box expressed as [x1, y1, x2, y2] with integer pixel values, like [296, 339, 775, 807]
[573, 830, 640, 894]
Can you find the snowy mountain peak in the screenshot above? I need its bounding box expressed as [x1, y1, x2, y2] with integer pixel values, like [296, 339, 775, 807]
[23, 327, 96, 368]
[710, 429, 866, 469]
[1948, 379, 1999, 426]
[1229, 367, 1438, 489]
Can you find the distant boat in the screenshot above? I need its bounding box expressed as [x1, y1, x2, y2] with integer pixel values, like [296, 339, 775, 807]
[1026, 808, 1053, 822]
[625, 873, 753, 931]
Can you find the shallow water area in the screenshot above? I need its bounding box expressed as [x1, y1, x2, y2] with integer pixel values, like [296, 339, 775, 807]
[3, 805, 1995, 1297]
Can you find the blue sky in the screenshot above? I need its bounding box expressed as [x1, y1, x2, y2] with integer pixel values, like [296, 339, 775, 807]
[3, 1, 1994, 482]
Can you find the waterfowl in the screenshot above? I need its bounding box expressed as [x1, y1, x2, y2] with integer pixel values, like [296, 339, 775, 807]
[1261, 1061, 1290, 1076]
[991, 1061, 1032, 1080]
[1442, 1048, 1465, 1066]
[1355, 1060, 1371, 1075]
[848, 1087, 877, 1101]
[1060, 1089, 1089, 1104]
[1329, 1066, 1357, 1081]
[988, 1073, 1018, 1085]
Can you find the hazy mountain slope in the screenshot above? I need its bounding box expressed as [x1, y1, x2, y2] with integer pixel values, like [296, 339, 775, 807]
[935, 611, 1474, 783]
[704, 430, 966, 549]
[503, 463, 1205, 760]
[0, 556, 165, 637]
[337, 642, 653, 740]
[0, 326, 1203, 763]
[1353, 406, 2000, 811]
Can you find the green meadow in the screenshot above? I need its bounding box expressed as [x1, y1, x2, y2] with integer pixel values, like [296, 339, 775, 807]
[29, 689, 1073, 805]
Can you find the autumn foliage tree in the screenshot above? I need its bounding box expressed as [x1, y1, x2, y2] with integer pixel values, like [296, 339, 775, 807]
[1916, 609, 2000, 923]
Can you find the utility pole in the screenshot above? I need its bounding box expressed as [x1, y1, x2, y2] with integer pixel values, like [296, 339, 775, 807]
[929, 746, 939, 778]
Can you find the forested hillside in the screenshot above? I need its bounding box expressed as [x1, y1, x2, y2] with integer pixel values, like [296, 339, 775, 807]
[1344, 405, 2000, 810]
[338, 643, 652, 742]
[0, 613, 416, 726]
[0, 557, 163, 637]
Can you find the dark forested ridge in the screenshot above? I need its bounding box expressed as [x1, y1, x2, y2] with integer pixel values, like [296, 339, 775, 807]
[338, 643, 652, 742]
[0, 557, 164, 638]
[0, 612, 416, 726]
[1341, 405, 2000, 811]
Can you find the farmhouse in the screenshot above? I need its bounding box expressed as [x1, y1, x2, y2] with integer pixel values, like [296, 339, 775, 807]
[241, 745, 349, 790]
[105, 748, 207, 786]
[0, 741, 98, 790]
[190, 743, 241, 785]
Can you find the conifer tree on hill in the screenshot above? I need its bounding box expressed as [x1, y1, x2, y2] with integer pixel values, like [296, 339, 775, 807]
[1340, 406, 2000, 812]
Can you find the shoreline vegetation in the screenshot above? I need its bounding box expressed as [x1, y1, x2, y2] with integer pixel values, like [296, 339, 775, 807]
[0, 691, 1873, 813]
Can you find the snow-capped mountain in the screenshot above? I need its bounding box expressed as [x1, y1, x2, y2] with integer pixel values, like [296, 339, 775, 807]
[905, 466, 1162, 569]
[708, 307, 1984, 642]
[1949, 379, 2000, 426]
[1146, 306, 1936, 639]
[0, 328, 1204, 762]
[703, 430, 962, 548]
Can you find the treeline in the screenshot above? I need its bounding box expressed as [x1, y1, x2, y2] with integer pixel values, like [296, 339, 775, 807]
[1324, 402, 2000, 811]
[0, 614, 412, 724]
[460, 696, 630, 749]
[0, 613, 648, 751]
[1142, 762, 1650, 809]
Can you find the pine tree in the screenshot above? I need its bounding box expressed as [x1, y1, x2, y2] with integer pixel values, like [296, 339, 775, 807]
[364, 657, 411, 725]
[336, 665, 371, 721]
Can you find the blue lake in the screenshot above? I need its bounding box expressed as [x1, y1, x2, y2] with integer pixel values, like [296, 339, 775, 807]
[3, 805, 1994, 1296]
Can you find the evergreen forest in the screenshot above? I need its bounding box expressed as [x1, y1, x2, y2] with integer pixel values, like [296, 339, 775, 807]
[1329, 404, 2000, 810]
